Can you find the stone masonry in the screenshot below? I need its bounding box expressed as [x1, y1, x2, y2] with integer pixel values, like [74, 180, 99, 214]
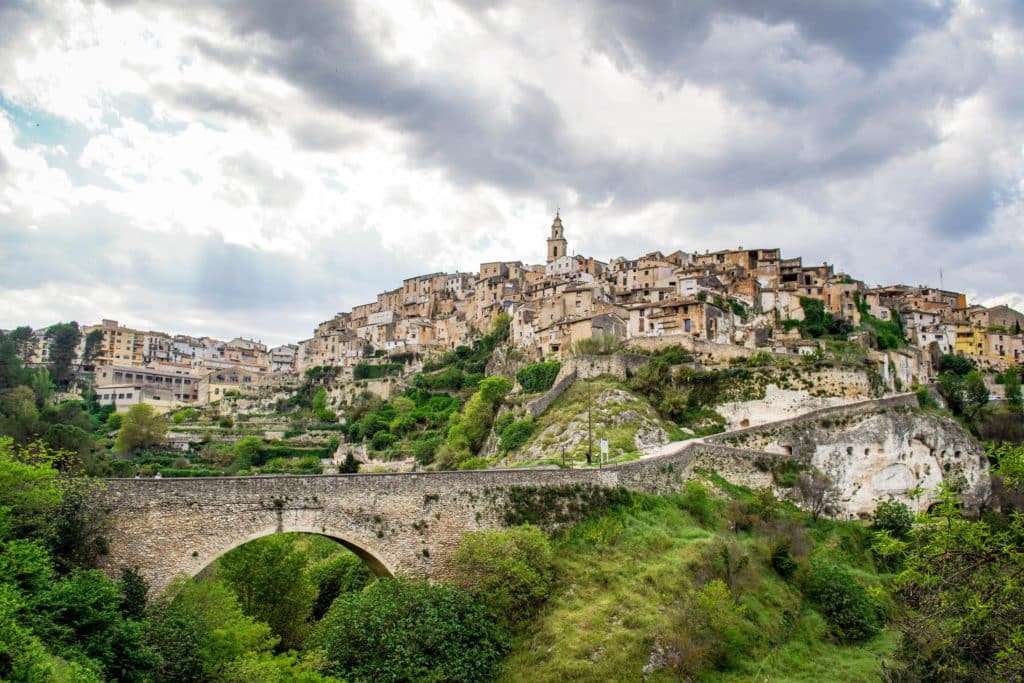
[96, 393, 989, 596]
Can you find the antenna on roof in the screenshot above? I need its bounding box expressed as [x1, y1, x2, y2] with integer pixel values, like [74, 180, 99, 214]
[939, 267, 944, 290]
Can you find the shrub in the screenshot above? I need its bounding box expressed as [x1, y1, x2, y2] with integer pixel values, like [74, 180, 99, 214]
[678, 481, 716, 527]
[458, 456, 489, 470]
[171, 407, 198, 424]
[515, 361, 561, 393]
[499, 419, 534, 453]
[312, 578, 506, 683]
[451, 525, 554, 625]
[872, 500, 914, 539]
[770, 541, 798, 578]
[411, 436, 441, 466]
[307, 552, 374, 620]
[493, 412, 516, 435]
[804, 563, 885, 643]
[370, 431, 395, 451]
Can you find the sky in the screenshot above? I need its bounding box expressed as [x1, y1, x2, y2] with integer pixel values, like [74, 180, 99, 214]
[0, 0, 1022, 346]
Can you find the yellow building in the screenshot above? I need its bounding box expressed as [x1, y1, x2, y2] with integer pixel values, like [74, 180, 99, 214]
[954, 322, 986, 358]
[82, 319, 146, 367]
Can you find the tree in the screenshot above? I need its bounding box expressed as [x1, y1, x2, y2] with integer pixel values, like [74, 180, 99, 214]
[306, 551, 373, 620]
[451, 525, 554, 625]
[114, 405, 167, 454]
[892, 473, 1024, 680]
[146, 577, 276, 682]
[311, 388, 335, 422]
[45, 322, 81, 387]
[218, 534, 317, 650]
[0, 385, 41, 443]
[312, 578, 506, 683]
[0, 333, 24, 390]
[1004, 367, 1022, 410]
[871, 499, 913, 539]
[964, 370, 989, 417]
[81, 329, 104, 368]
[30, 568, 158, 681]
[938, 353, 975, 377]
[795, 469, 838, 521]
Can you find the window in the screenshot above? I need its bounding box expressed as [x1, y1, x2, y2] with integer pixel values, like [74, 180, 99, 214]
[126, 393, 133, 399]
[117, 393, 124, 399]
[684, 319, 692, 332]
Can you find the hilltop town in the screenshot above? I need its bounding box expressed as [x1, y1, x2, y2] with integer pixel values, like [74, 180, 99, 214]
[7, 213, 1023, 415]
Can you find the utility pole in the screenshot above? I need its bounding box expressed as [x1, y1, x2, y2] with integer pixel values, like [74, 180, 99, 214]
[586, 380, 593, 466]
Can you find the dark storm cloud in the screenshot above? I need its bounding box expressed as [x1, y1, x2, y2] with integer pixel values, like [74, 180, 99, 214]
[586, 0, 950, 75]
[84, 0, 980, 213]
[160, 84, 267, 124]
[930, 173, 1000, 239]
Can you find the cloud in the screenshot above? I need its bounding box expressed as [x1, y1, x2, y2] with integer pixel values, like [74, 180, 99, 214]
[1, 0, 1023, 346]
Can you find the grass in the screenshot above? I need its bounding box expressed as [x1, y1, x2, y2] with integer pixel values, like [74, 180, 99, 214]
[506, 377, 679, 466]
[496, 481, 896, 682]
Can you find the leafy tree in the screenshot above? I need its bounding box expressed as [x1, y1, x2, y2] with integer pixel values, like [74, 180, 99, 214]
[312, 578, 506, 683]
[232, 436, 264, 469]
[306, 551, 373, 620]
[515, 361, 561, 393]
[892, 470, 1024, 680]
[218, 534, 317, 650]
[938, 353, 975, 376]
[444, 376, 512, 464]
[964, 370, 990, 416]
[114, 404, 167, 453]
[1004, 367, 1022, 410]
[81, 329, 104, 368]
[311, 388, 336, 422]
[30, 568, 158, 681]
[0, 385, 41, 443]
[0, 333, 24, 390]
[499, 418, 535, 453]
[146, 577, 277, 682]
[45, 322, 81, 387]
[804, 563, 884, 643]
[451, 525, 554, 625]
[871, 499, 914, 539]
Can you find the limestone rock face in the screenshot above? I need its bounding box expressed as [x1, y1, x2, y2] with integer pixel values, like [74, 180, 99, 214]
[517, 388, 669, 461]
[737, 409, 990, 516]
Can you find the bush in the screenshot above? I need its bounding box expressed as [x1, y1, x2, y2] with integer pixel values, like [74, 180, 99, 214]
[872, 500, 914, 539]
[451, 525, 554, 625]
[411, 436, 441, 467]
[306, 552, 374, 620]
[499, 419, 534, 453]
[804, 563, 884, 643]
[770, 541, 798, 578]
[458, 456, 489, 470]
[515, 361, 561, 393]
[678, 481, 716, 527]
[370, 431, 395, 451]
[312, 578, 506, 683]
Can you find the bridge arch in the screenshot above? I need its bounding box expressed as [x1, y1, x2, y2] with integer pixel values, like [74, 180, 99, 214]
[190, 525, 395, 581]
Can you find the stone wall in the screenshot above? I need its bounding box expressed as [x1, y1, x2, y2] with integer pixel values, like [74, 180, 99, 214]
[625, 334, 763, 364]
[561, 354, 651, 380]
[96, 392, 989, 596]
[524, 370, 577, 417]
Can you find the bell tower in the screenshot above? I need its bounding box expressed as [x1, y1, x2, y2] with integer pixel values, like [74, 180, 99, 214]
[546, 211, 568, 264]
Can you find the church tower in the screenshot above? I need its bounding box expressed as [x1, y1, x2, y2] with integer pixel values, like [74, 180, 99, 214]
[546, 211, 568, 263]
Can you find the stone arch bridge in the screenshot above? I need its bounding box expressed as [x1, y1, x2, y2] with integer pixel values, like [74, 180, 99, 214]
[97, 393, 971, 596]
[97, 440, 760, 595]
